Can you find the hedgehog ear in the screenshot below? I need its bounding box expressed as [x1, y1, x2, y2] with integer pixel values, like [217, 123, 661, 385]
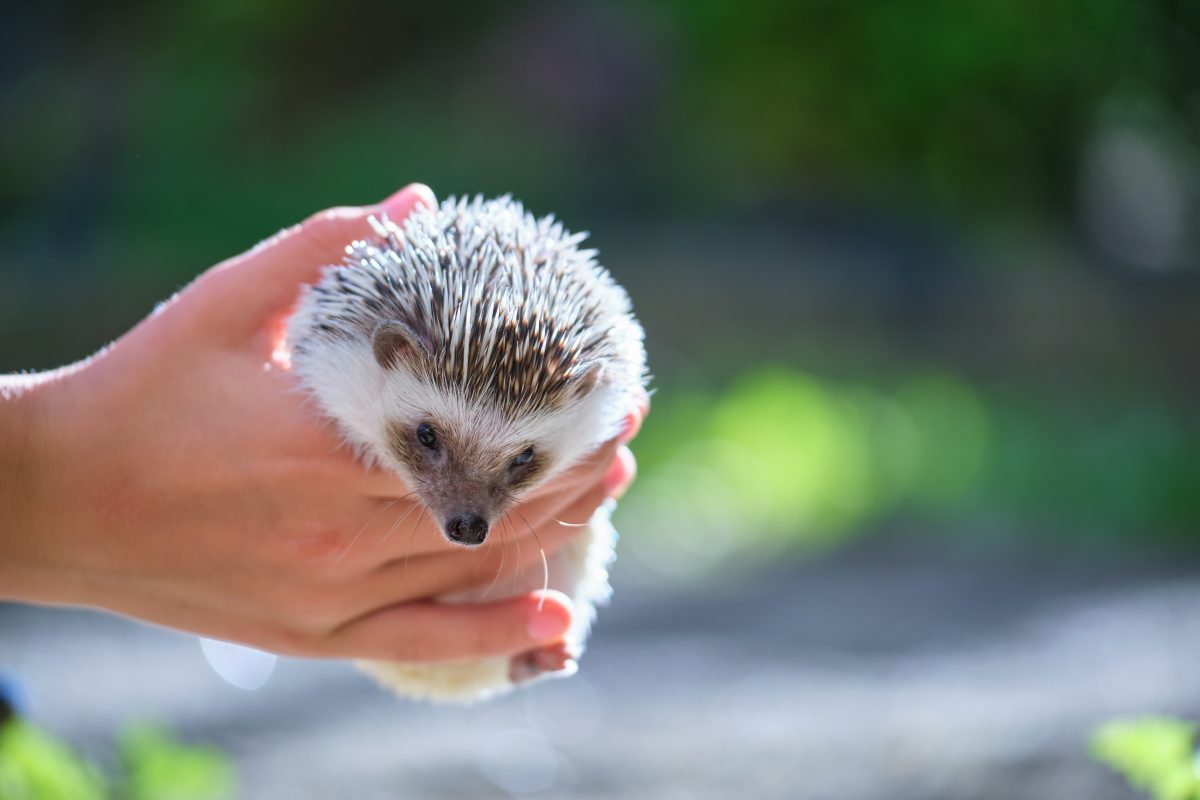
[372, 321, 432, 370]
[566, 361, 603, 399]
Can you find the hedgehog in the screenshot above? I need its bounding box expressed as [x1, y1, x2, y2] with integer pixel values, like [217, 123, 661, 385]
[286, 195, 647, 702]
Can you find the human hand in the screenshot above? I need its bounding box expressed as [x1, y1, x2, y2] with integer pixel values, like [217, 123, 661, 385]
[0, 183, 644, 663]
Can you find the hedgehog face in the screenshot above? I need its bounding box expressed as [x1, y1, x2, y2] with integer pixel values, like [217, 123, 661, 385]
[374, 325, 617, 548]
[380, 388, 612, 548]
[385, 417, 545, 546]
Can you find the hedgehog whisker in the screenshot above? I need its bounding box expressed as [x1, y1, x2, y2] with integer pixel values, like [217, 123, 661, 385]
[403, 506, 424, 582]
[333, 491, 414, 567]
[552, 518, 589, 528]
[470, 529, 493, 574]
[382, 505, 421, 583]
[480, 519, 506, 600]
[499, 497, 528, 594]
[381, 497, 421, 547]
[513, 507, 549, 611]
[510, 515, 523, 594]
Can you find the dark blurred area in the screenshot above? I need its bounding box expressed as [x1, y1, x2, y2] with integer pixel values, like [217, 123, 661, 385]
[2, 2, 1199, 798]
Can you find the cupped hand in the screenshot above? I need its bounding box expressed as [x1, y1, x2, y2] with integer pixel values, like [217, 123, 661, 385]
[0, 184, 644, 664]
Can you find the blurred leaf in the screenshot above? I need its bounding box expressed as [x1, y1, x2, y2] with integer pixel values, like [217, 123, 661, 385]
[623, 365, 1200, 572]
[1092, 717, 1200, 800]
[897, 373, 990, 510]
[119, 725, 234, 800]
[0, 721, 106, 800]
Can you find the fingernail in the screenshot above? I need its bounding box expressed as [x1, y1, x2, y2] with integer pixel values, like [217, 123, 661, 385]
[604, 446, 637, 499]
[409, 183, 437, 209]
[527, 592, 572, 641]
[380, 183, 437, 219]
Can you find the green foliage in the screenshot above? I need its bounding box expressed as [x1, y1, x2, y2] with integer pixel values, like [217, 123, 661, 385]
[3, 0, 1193, 282]
[644, 0, 1189, 213]
[119, 726, 234, 800]
[1092, 717, 1200, 800]
[0, 722, 106, 800]
[622, 366, 1200, 571]
[0, 720, 233, 800]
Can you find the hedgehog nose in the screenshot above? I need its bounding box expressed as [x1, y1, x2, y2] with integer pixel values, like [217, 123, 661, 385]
[446, 514, 489, 546]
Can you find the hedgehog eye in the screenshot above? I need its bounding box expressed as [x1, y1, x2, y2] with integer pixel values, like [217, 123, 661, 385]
[511, 447, 535, 467]
[416, 424, 440, 451]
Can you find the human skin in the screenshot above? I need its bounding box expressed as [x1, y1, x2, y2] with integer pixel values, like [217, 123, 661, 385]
[0, 183, 643, 664]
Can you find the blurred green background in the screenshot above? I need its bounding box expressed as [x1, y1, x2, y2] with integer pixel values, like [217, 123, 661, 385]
[4, 4, 1200, 799]
[2, 0, 1198, 565]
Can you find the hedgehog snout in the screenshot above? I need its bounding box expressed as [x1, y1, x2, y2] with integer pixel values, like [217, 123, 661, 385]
[445, 513, 489, 546]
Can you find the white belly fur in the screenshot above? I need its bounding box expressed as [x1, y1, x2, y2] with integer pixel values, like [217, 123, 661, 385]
[354, 504, 617, 703]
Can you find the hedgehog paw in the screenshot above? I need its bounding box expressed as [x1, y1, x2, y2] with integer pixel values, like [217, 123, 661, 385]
[509, 642, 577, 684]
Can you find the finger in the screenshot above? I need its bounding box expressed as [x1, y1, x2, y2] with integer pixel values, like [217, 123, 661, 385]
[356, 405, 645, 505]
[343, 436, 622, 563]
[523, 435, 622, 503]
[450, 471, 616, 595]
[401, 438, 624, 560]
[509, 462, 617, 538]
[471, 481, 613, 592]
[198, 183, 437, 336]
[322, 404, 644, 549]
[352, 474, 614, 606]
[314, 590, 574, 662]
[604, 445, 637, 500]
[342, 532, 567, 614]
[619, 404, 646, 445]
[246, 184, 436, 309]
[334, 456, 416, 500]
[261, 389, 416, 499]
[332, 431, 629, 568]
[331, 436, 636, 572]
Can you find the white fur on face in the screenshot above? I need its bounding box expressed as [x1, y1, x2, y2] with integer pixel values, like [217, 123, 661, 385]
[288, 335, 622, 494]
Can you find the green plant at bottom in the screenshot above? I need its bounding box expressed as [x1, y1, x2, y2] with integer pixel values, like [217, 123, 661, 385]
[1093, 717, 1200, 800]
[118, 725, 234, 800]
[0, 718, 233, 800]
[0, 720, 106, 800]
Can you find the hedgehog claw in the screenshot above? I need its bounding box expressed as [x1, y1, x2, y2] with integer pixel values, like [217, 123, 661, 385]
[509, 642, 576, 683]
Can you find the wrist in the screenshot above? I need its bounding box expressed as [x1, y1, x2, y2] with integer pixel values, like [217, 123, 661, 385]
[0, 367, 83, 602]
[0, 373, 46, 597]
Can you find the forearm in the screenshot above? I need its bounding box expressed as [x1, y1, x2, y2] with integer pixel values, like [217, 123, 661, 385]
[0, 373, 48, 597]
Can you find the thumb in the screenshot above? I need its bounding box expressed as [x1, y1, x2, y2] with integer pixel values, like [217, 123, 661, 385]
[197, 183, 437, 339]
[315, 590, 576, 662]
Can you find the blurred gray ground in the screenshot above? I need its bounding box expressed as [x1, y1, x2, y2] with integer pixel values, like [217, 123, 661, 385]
[2, 538, 1198, 800]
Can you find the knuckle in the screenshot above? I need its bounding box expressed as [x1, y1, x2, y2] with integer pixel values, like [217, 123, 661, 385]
[283, 524, 350, 571]
[261, 623, 323, 657]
